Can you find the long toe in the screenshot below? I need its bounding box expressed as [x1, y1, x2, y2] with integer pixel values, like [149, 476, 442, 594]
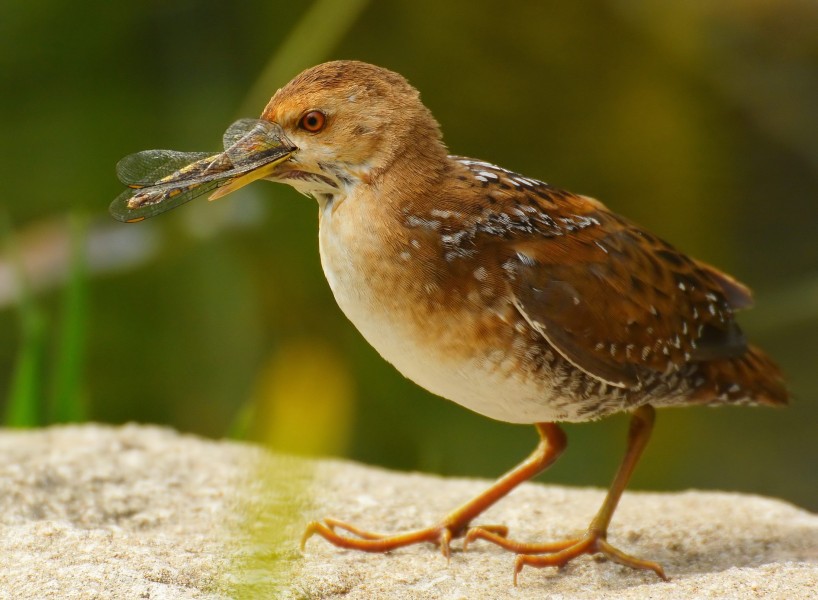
[301, 517, 458, 557]
[512, 533, 668, 585]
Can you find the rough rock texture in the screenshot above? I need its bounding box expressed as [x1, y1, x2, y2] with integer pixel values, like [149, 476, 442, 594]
[0, 424, 815, 599]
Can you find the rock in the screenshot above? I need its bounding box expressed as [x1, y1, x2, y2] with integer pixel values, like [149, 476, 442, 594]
[0, 424, 815, 599]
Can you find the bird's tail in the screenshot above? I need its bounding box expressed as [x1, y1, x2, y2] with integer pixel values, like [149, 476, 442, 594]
[691, 345, 789, 407]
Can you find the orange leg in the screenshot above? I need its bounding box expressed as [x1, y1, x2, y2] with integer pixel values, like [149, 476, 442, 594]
[301, 422, 567, 559]
[465, 405, 668, 584]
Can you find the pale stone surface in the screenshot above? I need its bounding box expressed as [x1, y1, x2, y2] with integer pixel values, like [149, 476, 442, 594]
[0, 424, 816, 599]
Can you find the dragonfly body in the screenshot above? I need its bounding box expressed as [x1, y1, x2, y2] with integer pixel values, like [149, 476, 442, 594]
[111, 119, 296, 222]
[125, 153, 229, 210]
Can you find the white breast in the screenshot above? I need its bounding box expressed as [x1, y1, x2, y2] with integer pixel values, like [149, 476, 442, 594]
[316, 200, 566, 425]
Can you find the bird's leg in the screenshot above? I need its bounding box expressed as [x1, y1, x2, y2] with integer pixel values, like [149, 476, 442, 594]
[465, 405, 668, 584]
[301, 422, 567, 559]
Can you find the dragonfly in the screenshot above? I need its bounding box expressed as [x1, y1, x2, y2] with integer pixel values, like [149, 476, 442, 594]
[110, 118, 297, 223]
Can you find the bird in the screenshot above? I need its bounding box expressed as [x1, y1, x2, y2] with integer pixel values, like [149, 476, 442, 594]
[208, 60, 787, 582]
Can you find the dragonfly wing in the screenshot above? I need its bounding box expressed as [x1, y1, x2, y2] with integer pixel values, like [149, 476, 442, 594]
[116, 150, 215, 187]
[109, 178, 226, 222]
[222, 118, 266, 150]
[223, 119, 293, 167]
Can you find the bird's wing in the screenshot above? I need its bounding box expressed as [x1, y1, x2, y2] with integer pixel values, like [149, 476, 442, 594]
[428, 158, 752, 388]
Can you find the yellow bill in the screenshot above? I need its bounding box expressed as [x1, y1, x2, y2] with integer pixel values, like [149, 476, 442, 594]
[208, 152, 293, 201]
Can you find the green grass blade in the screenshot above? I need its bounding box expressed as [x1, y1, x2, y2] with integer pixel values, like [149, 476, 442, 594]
[2, 212, 46, 427]
[5, 309, 47, 427]
[48, 213, 89, 423]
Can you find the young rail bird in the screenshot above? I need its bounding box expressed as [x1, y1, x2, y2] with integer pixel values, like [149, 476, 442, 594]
[214, 60, 788, 582]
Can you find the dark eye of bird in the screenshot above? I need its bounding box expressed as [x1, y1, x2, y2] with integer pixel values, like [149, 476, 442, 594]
[300, 110, 326, 132]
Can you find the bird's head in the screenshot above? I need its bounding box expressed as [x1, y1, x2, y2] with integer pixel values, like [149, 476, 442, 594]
[211, 61, 447, 205]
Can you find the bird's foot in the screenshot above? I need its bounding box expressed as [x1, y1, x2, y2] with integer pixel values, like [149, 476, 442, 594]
[302, 516, 508, 560]
[464, 526, 668, 585]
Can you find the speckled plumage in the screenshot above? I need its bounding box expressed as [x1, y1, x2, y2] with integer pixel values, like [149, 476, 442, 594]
[254, 62, 786, 425]
[218, 60, 788, 581]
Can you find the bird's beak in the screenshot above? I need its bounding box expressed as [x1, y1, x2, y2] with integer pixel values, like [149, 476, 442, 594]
[208, 123, 296, 201]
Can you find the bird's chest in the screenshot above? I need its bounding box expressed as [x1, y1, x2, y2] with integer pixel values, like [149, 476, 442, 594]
[316, 198, 567, 424]
[317, 199, 429, 355]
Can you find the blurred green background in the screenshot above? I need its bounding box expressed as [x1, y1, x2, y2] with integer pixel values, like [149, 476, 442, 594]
[2, 0, 816, 512]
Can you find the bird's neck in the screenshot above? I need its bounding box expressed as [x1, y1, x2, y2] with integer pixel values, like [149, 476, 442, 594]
[376, 134, 452, 209]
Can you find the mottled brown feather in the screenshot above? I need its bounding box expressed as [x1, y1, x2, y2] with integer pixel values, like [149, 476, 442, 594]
[257, 60, 787, 412]
[405, 157, 785, 403]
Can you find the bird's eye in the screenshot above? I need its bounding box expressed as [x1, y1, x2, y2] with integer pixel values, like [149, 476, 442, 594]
[299, 110, 326, 133]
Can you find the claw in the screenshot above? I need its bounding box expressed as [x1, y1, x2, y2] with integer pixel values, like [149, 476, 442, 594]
[300, 520, 322, 551]
[439, 527, 452, 562]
